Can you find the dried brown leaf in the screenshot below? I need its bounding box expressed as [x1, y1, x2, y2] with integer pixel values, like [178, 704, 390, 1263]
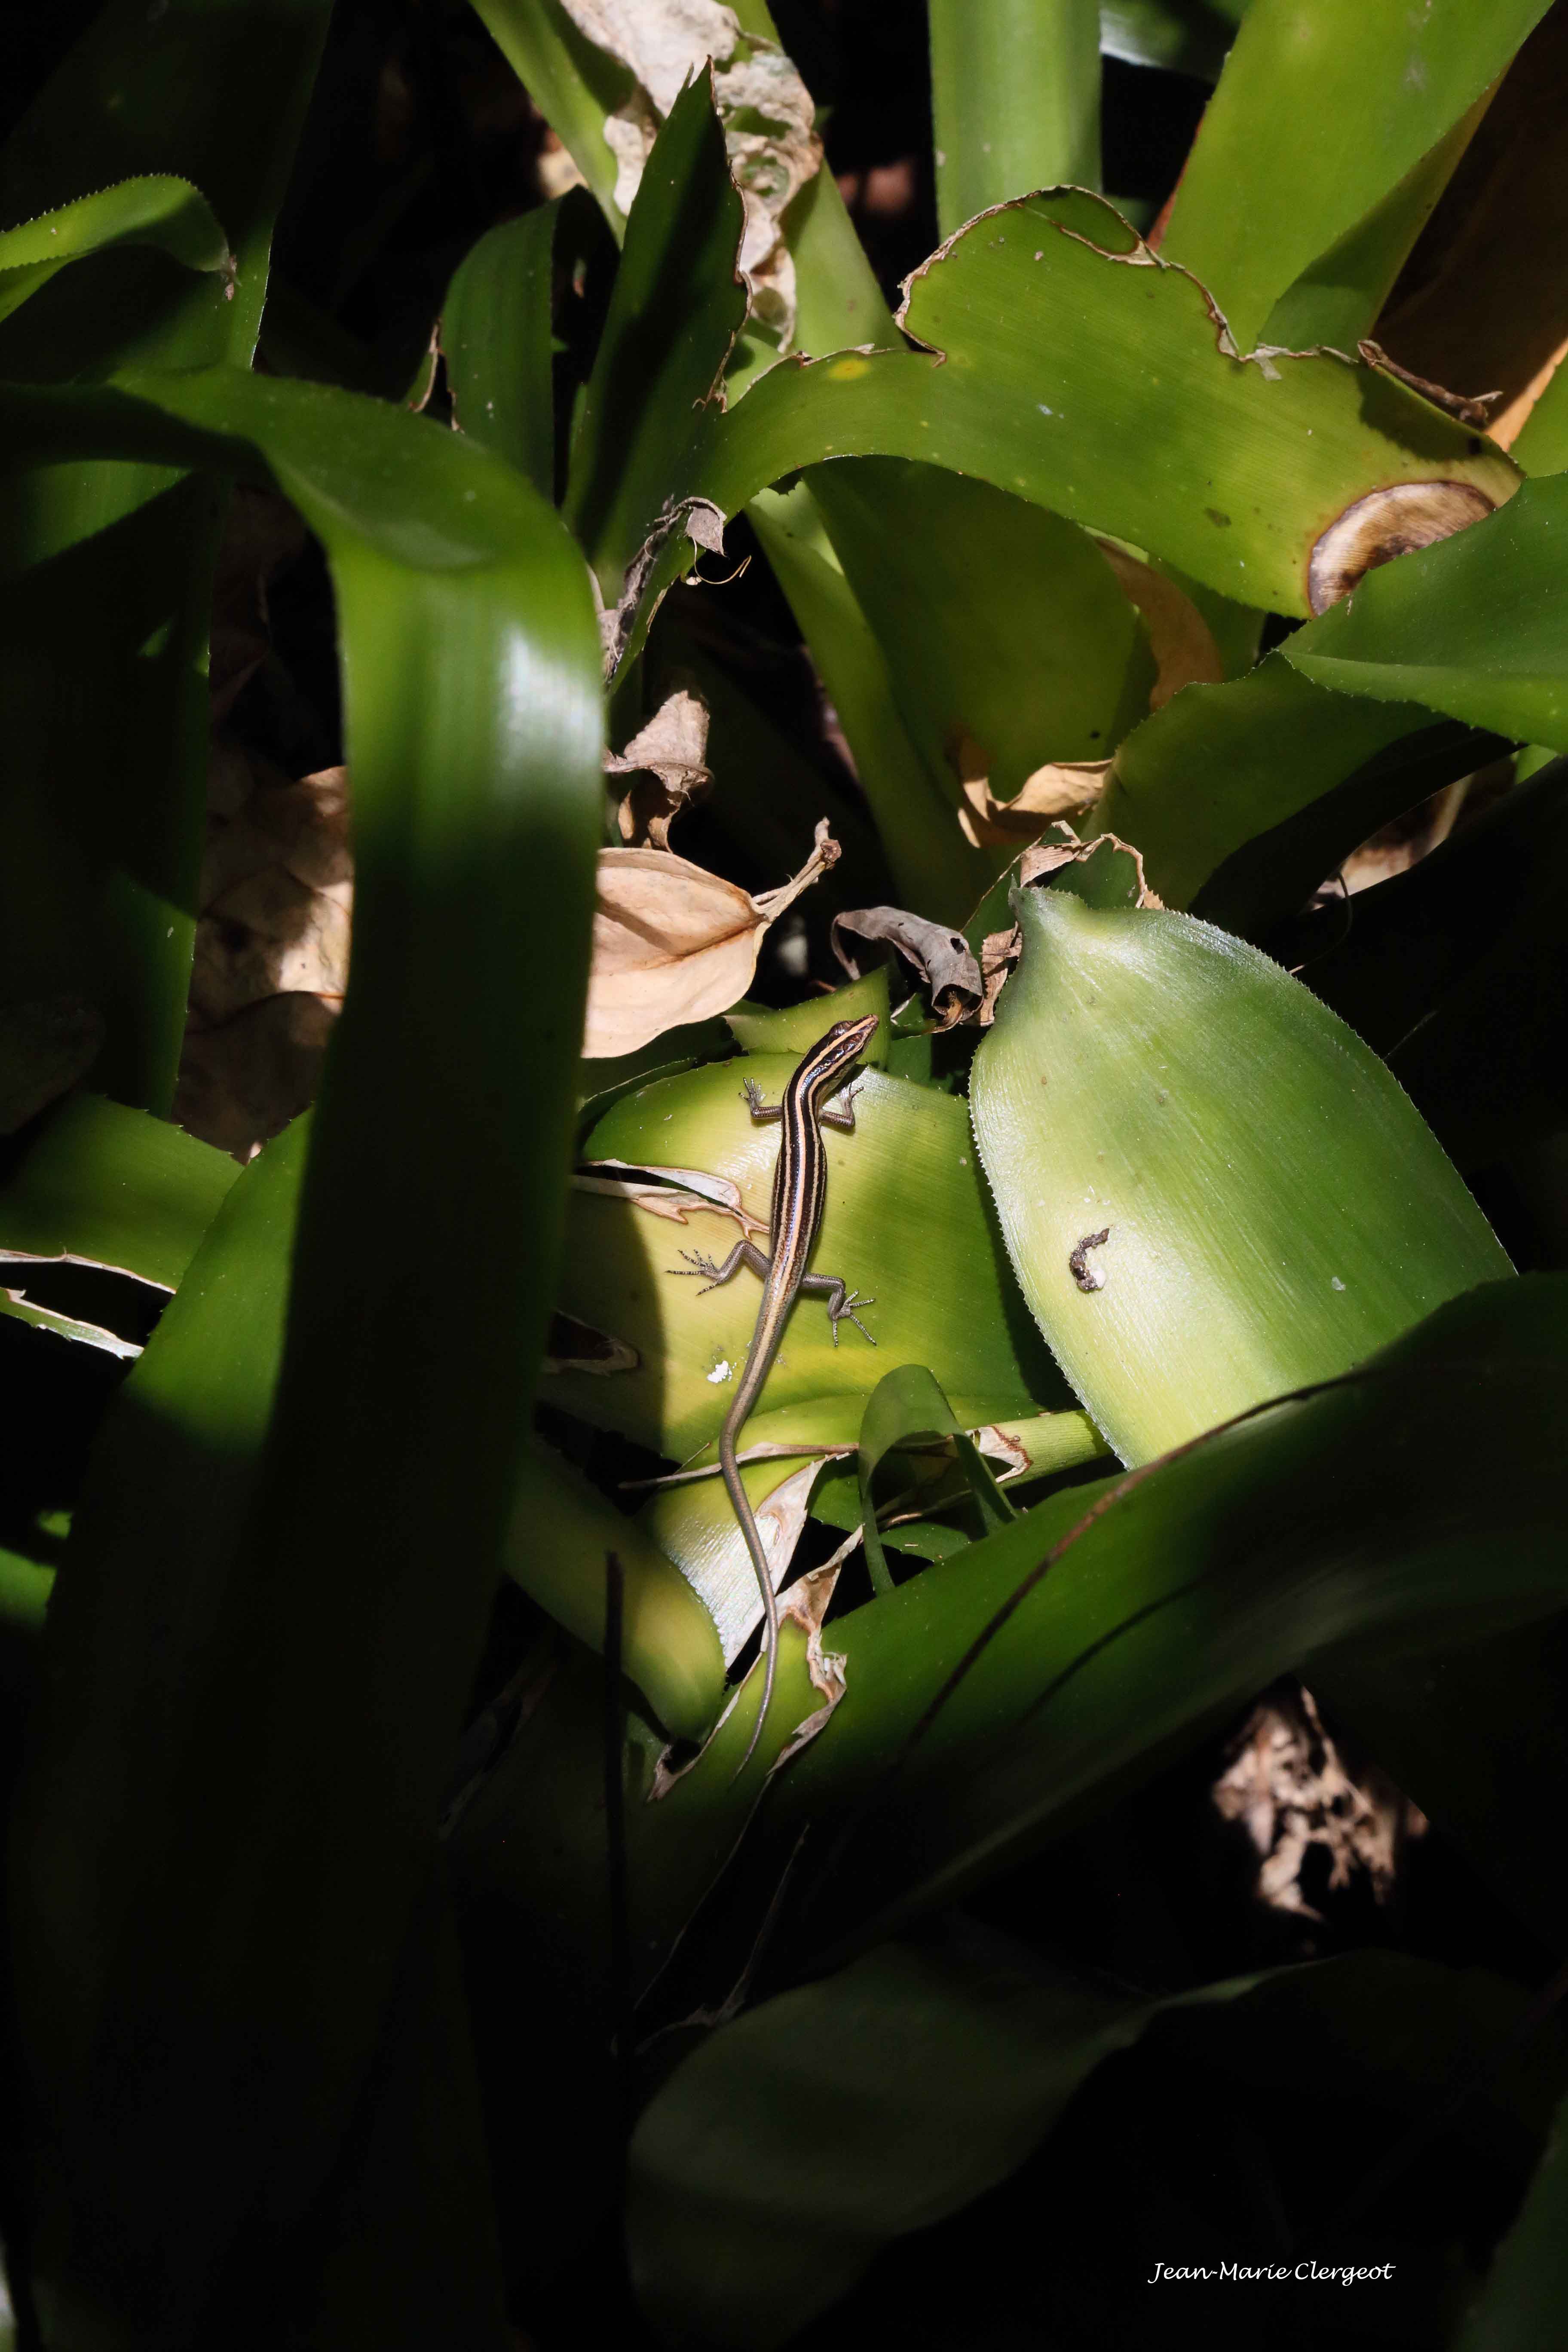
[608, 684, 712, 848]
[583, 819, 839, 1058]
[830, 904, 981, 1025]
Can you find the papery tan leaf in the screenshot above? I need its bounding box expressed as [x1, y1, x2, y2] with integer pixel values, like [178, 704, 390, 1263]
[583, 820, 839, 1058]
[557, 0, 822, 348]
[608, 684, 712, 848]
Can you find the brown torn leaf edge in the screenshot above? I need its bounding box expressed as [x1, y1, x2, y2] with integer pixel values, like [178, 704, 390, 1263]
[1356, 339, 1503, 430]
[599, 495, 729, 678]
[649, 1556, 848, 1801]
[0, 1245, 175, 1294]
[831, 904, 982, 1027]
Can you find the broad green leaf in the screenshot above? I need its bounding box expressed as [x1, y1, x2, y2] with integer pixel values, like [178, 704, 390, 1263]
[0, 1090, 238, 1291]
[1159, 0, 1548, 355]
[552, 1056, 1066, 1459]
[630, 1939, 1550, 2351]
[688, 191, 1517, 625]
[7, 364, 602, 2337]
[810, 459, 1155, 796]
[508, 1441, 726, 1740]
[1457, 2082, 1568, 2351]
[1283, 472, 1568, 747]
[0, 0, 331, 1114]
[564, 74, 746, 598]
[442, 188, 616, 502]
[746, 487, 983, 921]
[969, 874, 1510, 1463]
[928, 0, 1101, 237]
[768, 1276, 1568, 1937]
[1095, 646, 1450, 914]
[0, 175, 231, 327]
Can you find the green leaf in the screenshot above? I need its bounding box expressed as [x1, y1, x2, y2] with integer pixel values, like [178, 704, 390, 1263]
[746, 486, 983, 921]
[969, 876, 1509, 1464]
[0, 0, 331, 1113]
[1283, 472, 1568, 747]
[554, 1055, 1066, 1460]
[0, 175, 231, 328]
[1455, 2080, 1568, 2350]
[928, 0, 1101, 237]
[469, 0, 638, 226]
[724, 969, 891, 1064]
[810, 458, 1156, 796]
[857, 1364, 1016, 1599]
[507, 1441, 727, 1741]
[7, 364, 603, 2334]
[564, 73, 746, 598]
[1097, 646, 1451, 915]
[629, 1936, 1550, 2350]
[442, 188, 616, 501]
[689, 192, 1517, 625]
[767, 1276, 1568, 1939]
[1099, 0, 1249, 80]
[0, 1090, 238, 1291]
[1159, 0, 1549, 355]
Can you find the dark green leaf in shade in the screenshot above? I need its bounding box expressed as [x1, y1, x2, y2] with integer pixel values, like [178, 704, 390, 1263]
[629, 1935, 1554, 2351]
[7, 365, 602, 2338]
[0, 0, 333, 1115]
[564, 73, 746, 599]
[1455, 2075, 1568, 2350]
[768, 1277, 1568, 1948]
[442, 188, 616, 502]
[857, 1363, 1016, 1599]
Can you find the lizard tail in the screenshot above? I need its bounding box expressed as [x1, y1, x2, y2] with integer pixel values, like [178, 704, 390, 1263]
[723, 1424, 778, 1779]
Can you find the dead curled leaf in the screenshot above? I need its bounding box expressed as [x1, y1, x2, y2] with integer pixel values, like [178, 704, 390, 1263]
[582, 818, 840, 1059]
[607, 684, 712, 848]
[649, 1556, 847, 1798]
[830, 905, 982, 1027]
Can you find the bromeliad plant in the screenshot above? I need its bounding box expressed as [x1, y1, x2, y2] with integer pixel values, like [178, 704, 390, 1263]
[3, 0, 1568, 2344]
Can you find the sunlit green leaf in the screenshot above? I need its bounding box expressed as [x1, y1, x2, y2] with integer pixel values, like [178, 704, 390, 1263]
[687, 192, 1517, 625]
[1283, 472, 1568, 747]
[1160, 0, 1548, 354]
[928, 0, 1100, 237]
[970, 873, 1508, 1464]
[0, 1090, 237, 1291]
[553, 1054, 1066, 1460]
